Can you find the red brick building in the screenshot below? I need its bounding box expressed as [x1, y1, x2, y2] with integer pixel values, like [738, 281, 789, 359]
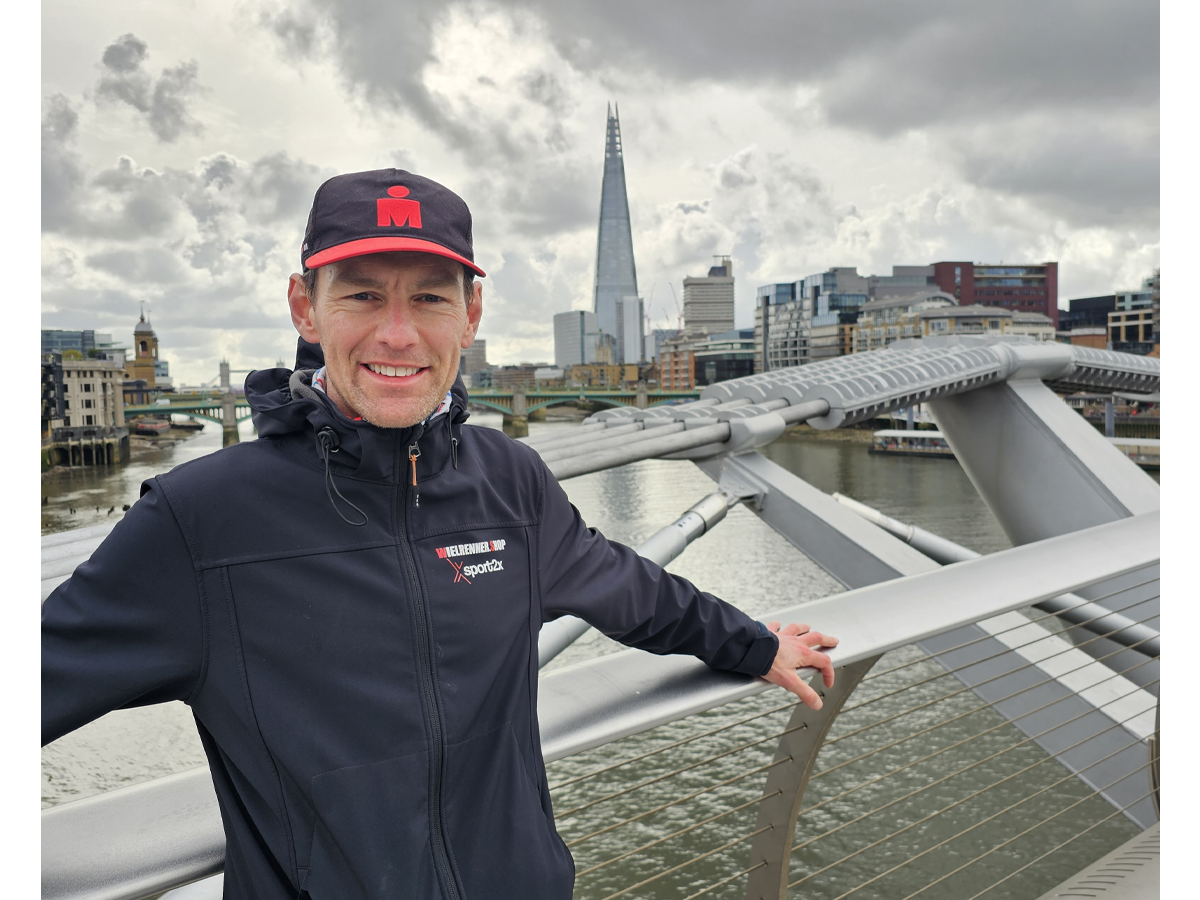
[931, 262, 1058, 328]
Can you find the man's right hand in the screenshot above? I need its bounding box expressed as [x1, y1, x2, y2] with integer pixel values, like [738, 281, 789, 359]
[761, 622, 839, 711]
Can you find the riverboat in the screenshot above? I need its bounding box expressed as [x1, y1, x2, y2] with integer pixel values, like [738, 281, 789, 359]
[133, 419, 171, 436]
[868, 429, 954, 459]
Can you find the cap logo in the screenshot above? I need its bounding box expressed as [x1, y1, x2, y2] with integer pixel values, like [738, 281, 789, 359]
[377, 185, 423, 229]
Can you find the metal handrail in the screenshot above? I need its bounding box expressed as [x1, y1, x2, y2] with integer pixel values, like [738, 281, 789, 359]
[41, 512, 1159, 900]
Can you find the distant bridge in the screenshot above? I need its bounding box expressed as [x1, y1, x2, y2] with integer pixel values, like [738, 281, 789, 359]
[468, 387, 700, 416]
[124, 392, 255, 427]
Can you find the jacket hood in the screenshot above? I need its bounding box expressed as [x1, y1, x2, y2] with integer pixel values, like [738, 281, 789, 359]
[245, 346, 470, 483]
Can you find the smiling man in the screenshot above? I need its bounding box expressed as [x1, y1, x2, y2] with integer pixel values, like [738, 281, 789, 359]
[42, 169, 838, 900]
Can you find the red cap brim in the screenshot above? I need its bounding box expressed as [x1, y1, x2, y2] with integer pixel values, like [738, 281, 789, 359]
[304, 237, 486, 277]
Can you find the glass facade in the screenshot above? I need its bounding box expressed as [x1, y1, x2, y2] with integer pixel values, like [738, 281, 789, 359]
[592, 105, 639, 364]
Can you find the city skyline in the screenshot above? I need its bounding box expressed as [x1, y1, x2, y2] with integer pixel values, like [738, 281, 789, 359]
[41, 1, 1158, 384]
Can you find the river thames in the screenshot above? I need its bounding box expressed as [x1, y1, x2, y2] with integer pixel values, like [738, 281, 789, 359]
[41, 412, 1150, 898]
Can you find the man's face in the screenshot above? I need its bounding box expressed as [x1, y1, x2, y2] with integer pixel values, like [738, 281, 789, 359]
[287, 251, 483, 428]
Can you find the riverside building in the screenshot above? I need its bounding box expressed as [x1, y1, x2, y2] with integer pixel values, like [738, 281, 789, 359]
[930, 261, 1059, 327]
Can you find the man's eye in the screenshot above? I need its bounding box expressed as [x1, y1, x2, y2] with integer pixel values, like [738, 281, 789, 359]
[418, 294, 448, 303]
[351, 292, 375, 301]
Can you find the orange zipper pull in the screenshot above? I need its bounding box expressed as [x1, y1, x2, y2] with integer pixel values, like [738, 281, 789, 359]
[408, 443, 421, 507]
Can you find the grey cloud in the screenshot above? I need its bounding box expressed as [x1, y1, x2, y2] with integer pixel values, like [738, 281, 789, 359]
[100, 33, 148, 73]
[42, 94, 85, 231]
[955, 118, 1159, 226]
[271, 0, 1156, 221]
[260, 5, 324, 58]
[86, 247, 189, 284]
[96, 34, 203, 142]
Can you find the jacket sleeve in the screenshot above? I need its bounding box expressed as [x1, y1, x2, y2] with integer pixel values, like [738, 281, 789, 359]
[535, 464, 778, 677]
[42, 480, 206, 746]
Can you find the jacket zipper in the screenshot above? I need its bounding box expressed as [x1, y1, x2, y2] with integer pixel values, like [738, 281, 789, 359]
[394, 433, 461, 900]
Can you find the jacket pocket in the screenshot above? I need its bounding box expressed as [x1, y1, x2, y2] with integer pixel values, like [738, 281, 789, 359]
[306, 750, 439, 900]
[442, 724, 575, 900]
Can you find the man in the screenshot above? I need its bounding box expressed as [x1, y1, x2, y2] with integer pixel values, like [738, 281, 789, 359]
[42, 169, 838, 900]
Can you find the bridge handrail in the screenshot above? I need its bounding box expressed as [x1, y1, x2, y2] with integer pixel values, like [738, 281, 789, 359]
[41, 512, 1159, 900]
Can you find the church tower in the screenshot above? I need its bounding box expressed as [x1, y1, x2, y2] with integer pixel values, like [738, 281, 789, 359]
[129, 311, 158, 387]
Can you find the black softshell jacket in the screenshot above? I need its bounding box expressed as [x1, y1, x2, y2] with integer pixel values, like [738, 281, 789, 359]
[42, 353, 780, 900]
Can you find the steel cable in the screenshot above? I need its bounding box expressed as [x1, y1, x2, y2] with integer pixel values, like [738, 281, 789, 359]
[958, 783, 1157, 900]
[798, 662, 1159, 824]
[788, 726, 1153, 891]
[843, 774, 1156, 900]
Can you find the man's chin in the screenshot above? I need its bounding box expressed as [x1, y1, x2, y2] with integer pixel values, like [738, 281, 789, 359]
[354, 395, 443, 430]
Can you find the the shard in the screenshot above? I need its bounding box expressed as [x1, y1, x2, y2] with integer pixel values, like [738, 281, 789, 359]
[592, 104, 641, 362]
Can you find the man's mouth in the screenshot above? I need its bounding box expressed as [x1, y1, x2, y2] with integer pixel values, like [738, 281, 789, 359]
[365, 363, 424, 378]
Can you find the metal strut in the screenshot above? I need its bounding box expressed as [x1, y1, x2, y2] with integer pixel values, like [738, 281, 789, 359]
[743, 656, 881, 900]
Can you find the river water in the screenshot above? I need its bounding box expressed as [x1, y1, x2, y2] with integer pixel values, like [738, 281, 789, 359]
[41, 414, 1147, 898]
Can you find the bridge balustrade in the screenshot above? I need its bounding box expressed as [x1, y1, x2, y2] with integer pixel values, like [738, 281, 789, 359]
[42, 515, 1159, 900]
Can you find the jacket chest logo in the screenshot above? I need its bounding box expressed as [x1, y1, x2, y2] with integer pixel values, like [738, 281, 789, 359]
[436, 539, 506, 585]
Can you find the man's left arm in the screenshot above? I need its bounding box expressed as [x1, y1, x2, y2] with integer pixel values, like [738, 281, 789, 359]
[535, 466, 837, 707]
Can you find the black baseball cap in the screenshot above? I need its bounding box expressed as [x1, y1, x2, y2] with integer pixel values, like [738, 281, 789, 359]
[300, 169, 486, 277]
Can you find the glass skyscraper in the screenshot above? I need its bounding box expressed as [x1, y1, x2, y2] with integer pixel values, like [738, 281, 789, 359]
[592, 104, 642, 363]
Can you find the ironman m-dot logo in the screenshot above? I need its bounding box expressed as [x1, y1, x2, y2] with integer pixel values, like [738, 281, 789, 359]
[436, 538, 507, 585]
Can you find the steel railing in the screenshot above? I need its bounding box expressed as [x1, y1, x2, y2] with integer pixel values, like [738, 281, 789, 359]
[42, 512, 1159, 900]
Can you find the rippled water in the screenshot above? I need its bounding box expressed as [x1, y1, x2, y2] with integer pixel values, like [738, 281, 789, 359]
[41, 416, 1142, 898]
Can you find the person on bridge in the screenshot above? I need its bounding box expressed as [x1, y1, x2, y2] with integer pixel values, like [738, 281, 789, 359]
[42, 169, 838, 900]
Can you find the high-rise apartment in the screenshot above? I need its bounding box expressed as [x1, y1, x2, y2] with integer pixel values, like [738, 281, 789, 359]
[553, 311, 599, 369]
[683, 257, 735, 339]
[592, 105, 640, 364]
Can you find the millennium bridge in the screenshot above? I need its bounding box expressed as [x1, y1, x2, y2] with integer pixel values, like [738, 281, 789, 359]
[42, 335, 1160, 899]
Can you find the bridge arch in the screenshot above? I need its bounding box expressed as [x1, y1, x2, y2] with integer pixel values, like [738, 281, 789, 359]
[466, 398, 514, 415]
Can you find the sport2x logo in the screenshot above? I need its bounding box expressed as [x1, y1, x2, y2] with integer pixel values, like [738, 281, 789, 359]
[436, 538, 507, 585]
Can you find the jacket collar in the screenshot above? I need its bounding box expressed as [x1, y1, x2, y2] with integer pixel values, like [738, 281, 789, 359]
[246, 341, 470, 484]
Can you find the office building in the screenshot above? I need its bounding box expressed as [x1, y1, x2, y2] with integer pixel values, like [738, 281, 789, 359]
[41, 329, 127, 363]
[693, 329, 756, 386]
[553, 311, 599, 369]
[644, 328, 681, 363]
[460, 339, 489, 380]
[592, 105, 640, 363]
[567, 363, 641, 388]
[683, 257, 735, 339]
[930, 261, 1059, 327]
[617, 295, 644, 364]
[853, 292, 957, 352]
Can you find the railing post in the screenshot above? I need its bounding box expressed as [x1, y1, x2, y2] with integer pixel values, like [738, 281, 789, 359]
[745, 656, 880, 900]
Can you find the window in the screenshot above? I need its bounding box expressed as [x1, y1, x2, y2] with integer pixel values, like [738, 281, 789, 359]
[85, 415, 94, 425]
[83, 383, 92, 392]
[83, 399, 93, 408]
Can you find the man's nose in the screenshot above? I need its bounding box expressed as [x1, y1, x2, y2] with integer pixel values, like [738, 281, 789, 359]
[376, 300, 420, 349]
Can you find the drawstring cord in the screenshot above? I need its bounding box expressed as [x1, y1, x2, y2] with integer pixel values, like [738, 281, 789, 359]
[447, 413, 459, 469]
[317, 427, 368, 526]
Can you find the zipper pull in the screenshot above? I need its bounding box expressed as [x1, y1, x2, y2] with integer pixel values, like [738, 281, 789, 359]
[451, 436, 459, 469]
[408, 443, 421, 507]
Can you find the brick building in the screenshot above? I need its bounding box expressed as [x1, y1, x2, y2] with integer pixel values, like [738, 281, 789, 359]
[931, 262, 1058, 327]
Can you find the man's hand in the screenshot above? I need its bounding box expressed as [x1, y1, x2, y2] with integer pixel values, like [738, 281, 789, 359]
[761, 622, 839, 710]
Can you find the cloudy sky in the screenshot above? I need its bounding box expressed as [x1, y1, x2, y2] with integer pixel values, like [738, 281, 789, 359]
[41, 0, 1159, 385]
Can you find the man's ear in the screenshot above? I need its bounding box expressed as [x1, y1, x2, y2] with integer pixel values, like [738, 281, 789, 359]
[461, 279, 483, 349]
[287, 273, 322, 344]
